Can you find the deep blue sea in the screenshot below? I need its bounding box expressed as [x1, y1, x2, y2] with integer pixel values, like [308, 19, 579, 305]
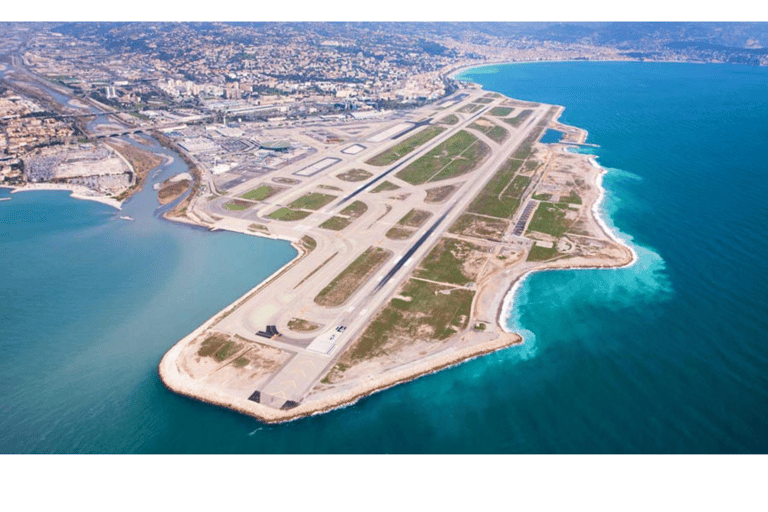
[1, 62, 766, 453]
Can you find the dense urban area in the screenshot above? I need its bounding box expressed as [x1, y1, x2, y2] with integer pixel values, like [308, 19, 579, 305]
[2, 22, 768, 188]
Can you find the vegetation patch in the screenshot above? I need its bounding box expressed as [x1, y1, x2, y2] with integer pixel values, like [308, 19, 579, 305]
[533, 193, 552, 201]
[267, 207, 311, 221]
[458, 103, 483, 114]
[273, 177, 300, 185]
[157, 179, 190, 205]
[336, 168, 373, 182]
[248, 223, 269, 233]
[397, 208, 432, 228]
[343, 279, 474, 362]
[301, 235, 317, 252]
[320, 216, 352, 231]
[321, 362, 349, 384]
[197, 335, 242, 362]
[527, 244, 560, 262]
[340, 200, 368, 218]
[414, 237, 489, 286]
[396, 131, 489, 185]
[321, 201, 367, 230]
[197, 335, 229, 358]
[489, 106, 513, 117]
[425, 184, 460, 203]
[469, 118, 509, 144]
[366, 126, 446, 166]
[385, 227, 414, 240]
[503, 175, 531, 200]
[224, 199, 252, 211]
[314, 247, 392, 307]
[560, 191, 582, 204]
[503, 109, 533, 128]
[288, 192, 337, 210]
[371, 181, 400, 193]
[233, 355, 250, 368]
[287, 318, 321, 332]
[241, 184, 282, 201]
[448, 213, 510, 242]
[438, 114, 459, 125]
[527, 202, 572, 238]
[466, 157, 525, 219]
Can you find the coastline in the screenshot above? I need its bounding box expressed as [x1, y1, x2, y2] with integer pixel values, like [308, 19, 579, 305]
[157, 86, 637, 424]
[8, 183, 123, 210]
[497, 155, 638, 335]
[445, 57, 715, 83]
[446, 58, 639, 336]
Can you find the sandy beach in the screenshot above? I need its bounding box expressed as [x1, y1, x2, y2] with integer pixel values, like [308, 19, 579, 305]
[10, 183, 123, 210]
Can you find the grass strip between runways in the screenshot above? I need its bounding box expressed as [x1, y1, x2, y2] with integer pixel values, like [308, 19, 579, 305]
[314, 247, 392, 307]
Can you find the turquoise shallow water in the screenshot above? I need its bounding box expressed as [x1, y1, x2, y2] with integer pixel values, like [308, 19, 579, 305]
[2, 62, 767, 453]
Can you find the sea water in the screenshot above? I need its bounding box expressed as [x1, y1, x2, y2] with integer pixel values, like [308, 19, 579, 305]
[1, 62, 766, 453]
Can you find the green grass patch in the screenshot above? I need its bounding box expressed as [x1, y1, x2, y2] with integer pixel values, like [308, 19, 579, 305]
[241, 184, 280, 201]
[474, 98, 493, 104]
[466, 157, 524, 219]
[366, 126, 446, 166]
[288, 192, 337, 210]
[214, 340, 241, 362]
[267, 207, 311, 221]
[414, 237, 487, 286]
[527, 244, 560, 262]
[438, 114, 459, 125]
[527, 202, 571, 238]
[533, 193, 552, 201]
[248, 223, 269, 233]
[197, 335, 228, 358]
[301, 235, 317, 252]
[486, 125, 509, 144]
[340, 200, 368, 218]
[314, 247, 392, 307]
[287, 318, 320, 332]
[396, 130, 488, 185]
[397, 208, 432, 228]
[469, 118, 509, 144]
[448, 213, 510, 242]
[425, 184, 460, 203]
[490, 106, 513, 117]
[371, 181, 400, 193]
[560, 191, 582, 204]
[458, 103, 483, 113]
[233, 356, 249, 368]
[385, 227, 414, 240]
[503, 175, 531, 200]
[345, 279, 474, 361]
[320, 216, 352, 231]
[336, 168, 373, 182]
[503, 109, 533, 127]
[223, 200, 251, 211]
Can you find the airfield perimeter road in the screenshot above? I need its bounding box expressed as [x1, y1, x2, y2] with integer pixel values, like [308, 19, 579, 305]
[196, 93, 551, 408]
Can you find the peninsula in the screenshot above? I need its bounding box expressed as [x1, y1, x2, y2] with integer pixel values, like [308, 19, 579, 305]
[158, 82, 635, 422]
